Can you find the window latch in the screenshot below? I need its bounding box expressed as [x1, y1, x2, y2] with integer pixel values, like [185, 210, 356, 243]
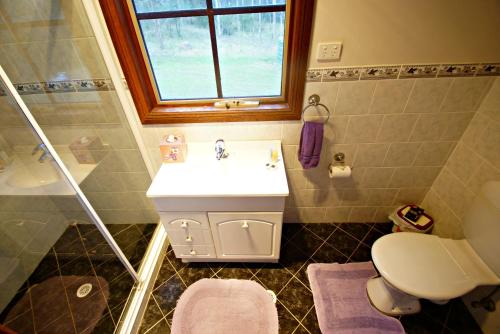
[214, 100, 259, 109]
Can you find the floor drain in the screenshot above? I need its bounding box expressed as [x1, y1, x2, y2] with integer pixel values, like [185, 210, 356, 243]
[76, 283, 93, 298]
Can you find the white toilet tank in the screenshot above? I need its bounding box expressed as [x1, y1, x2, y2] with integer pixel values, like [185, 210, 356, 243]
[463, 181, 500, 277]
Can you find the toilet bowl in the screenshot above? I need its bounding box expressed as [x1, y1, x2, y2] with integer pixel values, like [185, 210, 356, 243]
[367, 181, 500, 315]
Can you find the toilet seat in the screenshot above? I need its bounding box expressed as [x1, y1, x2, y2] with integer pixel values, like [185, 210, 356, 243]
[371, 232, 500, 301]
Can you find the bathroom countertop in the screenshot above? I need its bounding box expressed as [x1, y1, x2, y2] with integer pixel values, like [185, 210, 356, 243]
[147, 140, 289, 198]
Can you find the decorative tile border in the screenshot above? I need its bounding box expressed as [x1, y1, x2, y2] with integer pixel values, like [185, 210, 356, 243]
[359, 65, 400, 80]
[2, 79, 115, 97]
[307, 62, 500, 82]
[323, 67, 360, 81]
[306, 69, 325, 82]
[399, 64, 439, 79]
[477, 63, 500, 76]
[437, 64, 478, 77]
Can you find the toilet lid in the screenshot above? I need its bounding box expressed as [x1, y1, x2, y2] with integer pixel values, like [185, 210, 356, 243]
[372, 233, 481, 300]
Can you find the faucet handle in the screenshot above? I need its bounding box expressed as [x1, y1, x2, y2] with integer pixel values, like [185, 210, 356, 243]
[32, 143, 45, 155]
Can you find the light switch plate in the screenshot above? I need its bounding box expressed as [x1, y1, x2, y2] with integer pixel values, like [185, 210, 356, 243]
[317, 42, 342, 61]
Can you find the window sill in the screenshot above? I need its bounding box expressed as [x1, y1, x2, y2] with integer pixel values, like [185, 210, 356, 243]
[142, 103, 300, 124]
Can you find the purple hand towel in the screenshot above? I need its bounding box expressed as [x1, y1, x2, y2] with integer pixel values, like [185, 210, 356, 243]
[298, 121, 324, 169]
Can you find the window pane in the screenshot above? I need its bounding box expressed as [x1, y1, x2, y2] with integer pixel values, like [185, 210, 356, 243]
[139, 17, 218, 100]
[215, 12, 285, 97]
[213, 0, 286, 8]
[132, 0, 206, 13]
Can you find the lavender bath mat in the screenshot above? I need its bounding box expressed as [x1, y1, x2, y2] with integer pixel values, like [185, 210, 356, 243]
[171, 279, 278, 334]
[307, 262, 404, 334]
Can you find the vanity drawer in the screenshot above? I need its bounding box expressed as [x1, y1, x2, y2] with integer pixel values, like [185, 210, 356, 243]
[160, 212, 209, 229]
[171, 244, 216, 259]
[167, 229, 214, 246]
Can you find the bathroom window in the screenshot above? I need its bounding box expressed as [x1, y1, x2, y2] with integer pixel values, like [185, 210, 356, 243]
[100, 0, 314, 124]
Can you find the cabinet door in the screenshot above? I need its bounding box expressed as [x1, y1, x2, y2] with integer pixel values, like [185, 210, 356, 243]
[209, 212, 282, 258]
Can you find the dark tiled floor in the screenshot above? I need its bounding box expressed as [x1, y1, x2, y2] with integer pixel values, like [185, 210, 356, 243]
[140, 223, 483, 334]
[0, 223, 156, 334]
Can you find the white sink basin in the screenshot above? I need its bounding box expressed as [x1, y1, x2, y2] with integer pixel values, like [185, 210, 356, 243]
[7, 154, 62, 189]
[0, 147, 98, 195]
[147, 140, 289, 198]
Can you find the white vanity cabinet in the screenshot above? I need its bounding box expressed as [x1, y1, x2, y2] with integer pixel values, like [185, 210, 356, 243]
[208, 212, 282, 259]
[159, 211, 283, 262]
[147, 141, 289, 263]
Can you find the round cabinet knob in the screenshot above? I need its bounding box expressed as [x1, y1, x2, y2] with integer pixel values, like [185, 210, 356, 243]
[241, 221, 249, 229]
[185, 236, 193, 243]
[180, 221, 188, 229]
[189, 249, 196, 256]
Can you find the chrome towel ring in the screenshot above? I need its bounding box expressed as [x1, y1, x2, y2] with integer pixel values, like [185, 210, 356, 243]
[301, 94, 330, 124]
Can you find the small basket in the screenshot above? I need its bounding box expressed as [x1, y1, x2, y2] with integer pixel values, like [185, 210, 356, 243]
[389, 205, 434, 233]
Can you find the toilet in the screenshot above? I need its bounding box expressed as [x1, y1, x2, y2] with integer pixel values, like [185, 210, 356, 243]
[367, 181, 500, 316]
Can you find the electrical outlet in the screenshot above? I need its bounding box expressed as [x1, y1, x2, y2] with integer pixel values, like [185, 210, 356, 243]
[317, 42, 342, 61]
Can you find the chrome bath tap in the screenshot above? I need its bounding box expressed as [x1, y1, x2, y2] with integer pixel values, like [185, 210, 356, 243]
[32, 143, 51, 162]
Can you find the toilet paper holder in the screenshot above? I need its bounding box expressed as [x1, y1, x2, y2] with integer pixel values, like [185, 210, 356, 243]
[333, 152, 345, 164]
[329, 152, 354, 169]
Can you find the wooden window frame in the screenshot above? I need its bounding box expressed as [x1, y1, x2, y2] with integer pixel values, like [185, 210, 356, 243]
[99, 0, 315, 124]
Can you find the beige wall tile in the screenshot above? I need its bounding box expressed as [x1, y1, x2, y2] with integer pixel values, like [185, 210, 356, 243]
[377, 114, 419, 142]
[422, 189, 464, 239]
[365, 188, 397, 206]
[282, 145, 300, 169]
[389, 166, 441, 187]
[286, 169, 308, 191]
[295, 188, 341, 207]
[404, 78, 451, 114]
[369, 79, 413, 114]
[413, 141, 455, 166]
[441, 112, 475, 141]
[409, 113, 448, 141]
[446, 143, 481, 183]
[340, 188, 369, 206]
[344, 115, 384, 143]
[440, 77, 493, 113]
[461, 112, 489, 148]
[466, 161, 500, 195]
[73, 38, 109, 78]
[325, 207, 352, 222]
[471, 120, 500, 169]
[282, 121, 302, 145]
[348, 207, 377, 222]
[323, 116, 349, 144]
[393, 187, 429, 205]
[303, 81, 339, 117]
[361, 167, 395, 187]
[353, 143, 389, 167]
[432, 168, 476, 219]
[297, 208, 327, 223]
[373, 206, 398, 223]
[383, 142, 421, 167]
[0, 44, 39, 82]
[335, 81, 376, 115]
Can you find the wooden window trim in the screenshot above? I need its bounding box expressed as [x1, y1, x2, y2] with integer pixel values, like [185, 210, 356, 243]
[99, 0, 315, 124]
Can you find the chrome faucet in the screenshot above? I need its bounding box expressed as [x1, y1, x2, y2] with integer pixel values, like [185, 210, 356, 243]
[215, 139, 228, 160]
[32, 143, 51, 163]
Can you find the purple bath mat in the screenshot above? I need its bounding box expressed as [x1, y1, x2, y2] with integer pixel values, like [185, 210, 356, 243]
[171, 279, 278, 334]
[307, 262, 404, 334]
